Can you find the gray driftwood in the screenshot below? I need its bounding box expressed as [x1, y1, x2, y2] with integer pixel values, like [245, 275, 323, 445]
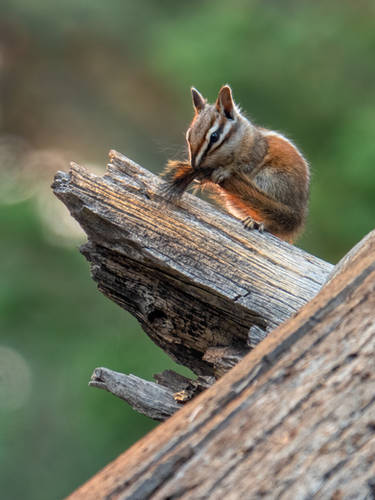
[52, 150, 332, 404]
[65, 225, 375, 500]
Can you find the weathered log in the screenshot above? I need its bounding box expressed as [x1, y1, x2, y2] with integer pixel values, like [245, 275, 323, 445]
[66, 228, 375, 500]
[52, 150, 332, 384]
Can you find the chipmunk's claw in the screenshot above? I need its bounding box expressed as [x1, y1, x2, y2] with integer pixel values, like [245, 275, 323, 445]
[242, 216, 264, 233]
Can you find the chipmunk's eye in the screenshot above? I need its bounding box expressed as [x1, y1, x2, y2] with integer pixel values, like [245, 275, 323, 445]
[210, 131, 219, 144]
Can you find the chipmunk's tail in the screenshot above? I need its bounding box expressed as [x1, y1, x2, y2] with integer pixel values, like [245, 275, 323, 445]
[159, 160, 196, 201]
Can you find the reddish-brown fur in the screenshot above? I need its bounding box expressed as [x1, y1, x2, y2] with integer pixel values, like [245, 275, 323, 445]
[161, 86, 310, 243]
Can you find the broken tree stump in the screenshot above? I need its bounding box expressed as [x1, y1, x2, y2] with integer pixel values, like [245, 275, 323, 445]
[52, 151, 332, 407]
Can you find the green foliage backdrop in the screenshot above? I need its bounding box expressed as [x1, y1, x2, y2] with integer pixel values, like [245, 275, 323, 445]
[0, 1, 374, 498]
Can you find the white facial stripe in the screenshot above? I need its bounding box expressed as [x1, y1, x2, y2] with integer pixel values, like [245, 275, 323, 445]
[206, 121, 220, 139]
[194, 118, 220, 167]
[194, 136, 210, 167]
[210, 120, 232, 152]
[186, 128, 192, 164]
[196, 118, 236, 166]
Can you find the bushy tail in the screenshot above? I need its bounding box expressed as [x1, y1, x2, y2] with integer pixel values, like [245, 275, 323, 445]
[159, 160, 196, 201]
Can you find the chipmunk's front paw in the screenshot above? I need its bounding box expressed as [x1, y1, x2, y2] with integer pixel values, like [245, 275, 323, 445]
[211, 167, 231, 185]
[242, 216, 265, 233]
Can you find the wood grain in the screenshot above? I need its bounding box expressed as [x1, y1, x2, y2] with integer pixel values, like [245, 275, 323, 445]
[66, 229, 375, 500]
[52, 150, 332, 378]
[89, 368, 181, 421]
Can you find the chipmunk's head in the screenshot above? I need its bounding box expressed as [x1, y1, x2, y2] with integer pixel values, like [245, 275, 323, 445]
[186, 85, 243, 170]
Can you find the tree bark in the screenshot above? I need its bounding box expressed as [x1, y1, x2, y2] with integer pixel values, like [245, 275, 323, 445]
[65, 227, 375, 500]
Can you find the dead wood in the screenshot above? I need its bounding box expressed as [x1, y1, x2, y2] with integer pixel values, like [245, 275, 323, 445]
[52, 151, 375, 498]
[52, 150, 331, 382]
[65, 228, 375, 500]
[89, 368, 214, 420]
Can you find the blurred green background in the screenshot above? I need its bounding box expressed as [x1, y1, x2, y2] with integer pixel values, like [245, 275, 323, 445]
[1, 1, 374, 498]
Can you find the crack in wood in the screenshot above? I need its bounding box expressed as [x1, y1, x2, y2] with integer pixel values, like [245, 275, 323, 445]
[53, 153, 375, 500]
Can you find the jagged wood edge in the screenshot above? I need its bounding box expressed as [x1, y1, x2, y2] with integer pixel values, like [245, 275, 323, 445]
[89, 368, 215, 421]
[52, 150, 332, 377]
[87, 228, 375, 421]
[89, 368, 181, 421]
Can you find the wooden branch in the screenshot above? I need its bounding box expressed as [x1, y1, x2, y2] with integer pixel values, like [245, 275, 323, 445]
[66, 228, 375, 500]
[52, 150, 332, 382]
[89, 368, 181, 421]
[89, 368, 214, 421]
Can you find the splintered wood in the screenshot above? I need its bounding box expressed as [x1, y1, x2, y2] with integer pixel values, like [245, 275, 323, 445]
[52, 151, 374, 499]
[66, 225, 375, 500]
[53, 150, 331, 380]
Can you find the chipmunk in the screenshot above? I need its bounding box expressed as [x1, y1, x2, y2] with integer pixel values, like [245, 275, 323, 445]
[161, 85, 310, 242]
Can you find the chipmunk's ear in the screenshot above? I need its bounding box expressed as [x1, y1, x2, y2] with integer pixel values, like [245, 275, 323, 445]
[216, 85, 235, 119]
[191, 87, 206, 113]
